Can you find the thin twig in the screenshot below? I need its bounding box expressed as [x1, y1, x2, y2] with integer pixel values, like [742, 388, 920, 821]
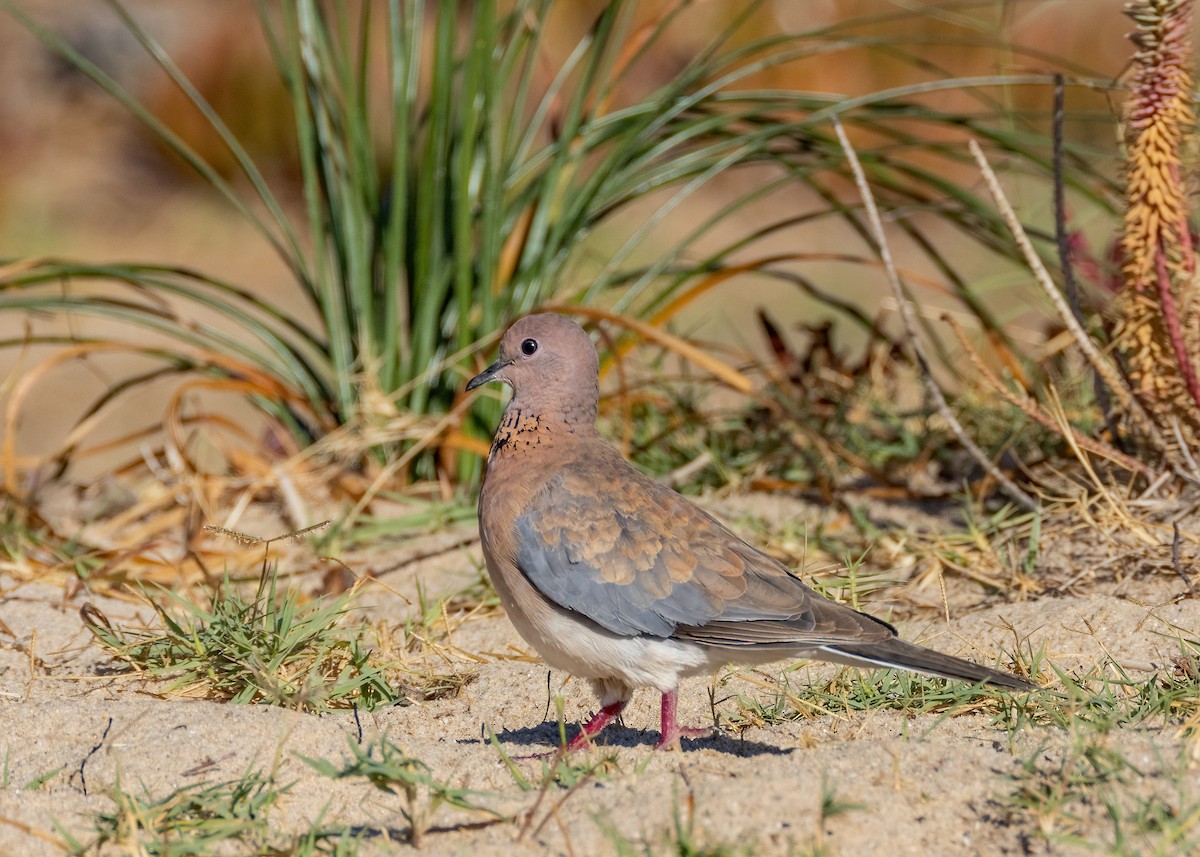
[664, 450, 714, 488]
[833, 120, 1038, 511]
[968, 138, 1177, 464]
[1052, 74, 1122, 449]
[1168, 416, 1200, 483]
[1052, 75, 1081, 325]
[1136, 468, 1172, 501]
[516, 748, 566, 841]
[72, 717, 112, 796]
[1172, 523, 1198, 596]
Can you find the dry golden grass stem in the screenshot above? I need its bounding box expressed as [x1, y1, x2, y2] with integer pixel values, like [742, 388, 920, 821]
[1042, 387, 1134, 527]
[0, 815, 74, 852]
[832, 119, 1038, 512]
[966, 138, 1182, 472]
[336, 394, 478, 534]
[1, 337, 326, 501]
[941, 313, 1155, 478]
[1171, 522, 1199, 595]
[642, 253, 957, 331]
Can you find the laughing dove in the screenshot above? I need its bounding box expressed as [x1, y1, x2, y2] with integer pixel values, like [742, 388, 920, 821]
[467, 313, 1033, 751]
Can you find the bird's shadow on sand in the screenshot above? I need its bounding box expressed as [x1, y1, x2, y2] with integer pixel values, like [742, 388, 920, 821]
[467, 721, 791, 757]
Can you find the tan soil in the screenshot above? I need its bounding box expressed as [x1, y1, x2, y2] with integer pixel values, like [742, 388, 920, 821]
[2, 492, 1198, 857]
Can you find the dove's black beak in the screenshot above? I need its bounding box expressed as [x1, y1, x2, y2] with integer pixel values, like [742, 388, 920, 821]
[466, 359, 508, 392]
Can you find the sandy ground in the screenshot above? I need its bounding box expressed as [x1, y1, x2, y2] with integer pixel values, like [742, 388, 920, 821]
[2, 492, 1199, 857]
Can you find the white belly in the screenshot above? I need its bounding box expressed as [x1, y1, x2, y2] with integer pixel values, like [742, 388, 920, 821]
[482, 549, 718, 694]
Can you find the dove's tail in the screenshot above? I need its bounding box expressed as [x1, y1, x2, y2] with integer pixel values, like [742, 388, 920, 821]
[818, 637, 1035, 691]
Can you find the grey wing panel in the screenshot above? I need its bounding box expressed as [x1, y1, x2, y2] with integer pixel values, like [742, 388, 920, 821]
[514, 513, 677, 636]
[511, 467, 889, 646]
[511, 467, 735, 638]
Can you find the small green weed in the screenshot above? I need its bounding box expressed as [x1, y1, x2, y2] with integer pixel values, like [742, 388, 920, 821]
[994, 651, 1200, 737]
[82, 528, 401, 713]
[82, 580, 397, 713]
[89, 768, 288, 857]
[718, 663, 1023, 736]
[287, 822, 365, 857]
[1005, 737, 1200, 856]
[793, 772, 868, 857]
[22, 765, 63, 791]
[818, 773, 867, 824]
[301, 734, 497, 847]
[1008, 738, 1133, 839]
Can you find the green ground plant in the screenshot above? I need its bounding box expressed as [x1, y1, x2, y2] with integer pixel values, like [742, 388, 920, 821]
[80, 528, 402, 713]
[1005, 737, 1200, 855]
[82, 580, 398, 713]
[83, 768, 288, 857]
[76, 520, 497, 710]
[301, 735, 498, 847]
[77, 766, 371, 856]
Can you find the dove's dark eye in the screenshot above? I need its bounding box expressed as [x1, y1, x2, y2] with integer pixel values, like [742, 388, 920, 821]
[520, 338, 538, 356]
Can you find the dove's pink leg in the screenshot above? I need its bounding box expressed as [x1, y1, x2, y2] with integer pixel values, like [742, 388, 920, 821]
[565, 701, 626, 752]
[655, 687, 712, 750]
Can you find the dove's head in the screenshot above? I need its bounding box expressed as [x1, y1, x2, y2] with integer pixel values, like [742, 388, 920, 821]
[466, 313, 600, 424]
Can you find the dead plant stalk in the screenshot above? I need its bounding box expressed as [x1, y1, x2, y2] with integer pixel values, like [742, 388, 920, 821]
[832, 118, 1039, 512]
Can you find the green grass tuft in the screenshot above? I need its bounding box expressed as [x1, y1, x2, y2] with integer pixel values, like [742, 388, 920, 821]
[1004, 737, 1200, 855]
[301, 735, 498, 847]
[82, 564, 400, 714]
[89, 768, 288, 857]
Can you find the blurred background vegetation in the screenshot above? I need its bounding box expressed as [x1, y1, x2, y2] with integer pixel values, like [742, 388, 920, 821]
[0, 0, 1143, 536]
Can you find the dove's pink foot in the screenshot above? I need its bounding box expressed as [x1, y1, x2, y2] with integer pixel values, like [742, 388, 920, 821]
[564, 701, 626, 752]
[655, 687, 712, 750]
